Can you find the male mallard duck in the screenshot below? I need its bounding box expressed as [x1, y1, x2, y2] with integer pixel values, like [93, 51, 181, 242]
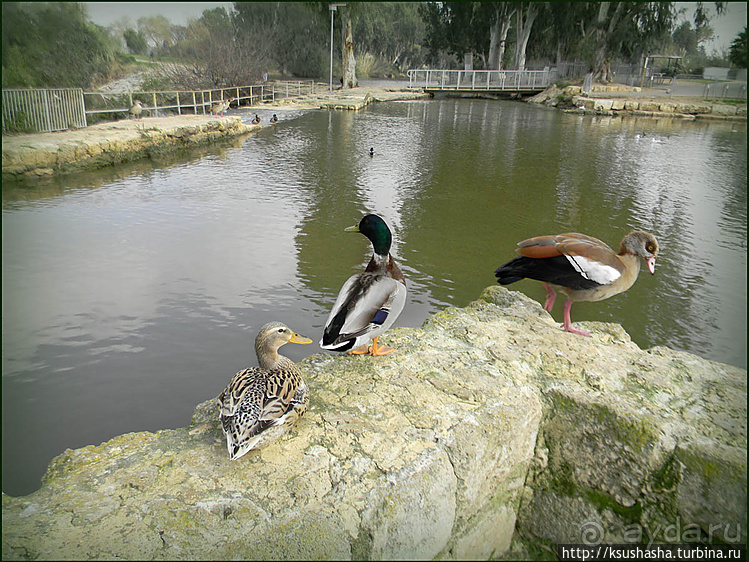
[320, 214, 407, 356]
[129, 100, 143, 120]
[270, 114, 278, 124]
[495, 231, 658, 336]
[251, 114, 261, 124]
[218, 322, 312, 460]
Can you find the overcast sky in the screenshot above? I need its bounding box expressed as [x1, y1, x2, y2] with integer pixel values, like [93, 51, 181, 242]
[84, 2, 746, 54]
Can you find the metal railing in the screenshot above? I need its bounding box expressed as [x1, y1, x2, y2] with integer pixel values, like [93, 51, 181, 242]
[701, 81, 747, 100]
[3, 81, 324, 133]
[2, 88, 86, 133]
[407, 69, 555, 91]
[83, 81, 324, 123]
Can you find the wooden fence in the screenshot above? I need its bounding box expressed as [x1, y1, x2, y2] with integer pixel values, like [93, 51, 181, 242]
[2, 81, 324, 134]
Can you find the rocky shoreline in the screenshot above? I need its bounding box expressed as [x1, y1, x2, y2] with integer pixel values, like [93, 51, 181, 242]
[2, 287, 745, 560]
[1, 115, 256, 178]
[528, 83, 747, 120]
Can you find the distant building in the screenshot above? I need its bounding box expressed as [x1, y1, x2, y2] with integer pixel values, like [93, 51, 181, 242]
[704, 67, 730, 80]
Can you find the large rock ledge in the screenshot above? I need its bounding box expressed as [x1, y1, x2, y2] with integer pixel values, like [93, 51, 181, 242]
[1, 115, 256, 178]
[528, 84, 747, 120]
[2, 287, 745, 560]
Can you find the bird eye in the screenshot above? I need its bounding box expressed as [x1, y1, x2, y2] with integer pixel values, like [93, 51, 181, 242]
[278, 328, 285, 333]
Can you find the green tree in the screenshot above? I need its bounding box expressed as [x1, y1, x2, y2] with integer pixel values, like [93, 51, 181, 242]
[137, 15, 178, 53]
[123, 28, 148, 55]
[421, 2, 490, 68]
[154, 6, 273, 88]
[2, 2, 118, 88]
[233, 3, 327, 79]
[672, 21, 699, 56]
[729, 27, 747, 68]
[486, 3, 517, 70]
[513, 2, 542, 71]
[586, 2, 675, 82]
[354, 3, 425, 72]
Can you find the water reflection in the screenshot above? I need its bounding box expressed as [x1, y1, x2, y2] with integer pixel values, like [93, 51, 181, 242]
[2, 98, 745, 497]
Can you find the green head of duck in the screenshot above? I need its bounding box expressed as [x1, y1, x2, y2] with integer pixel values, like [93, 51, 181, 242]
[346, 214, 392, 256]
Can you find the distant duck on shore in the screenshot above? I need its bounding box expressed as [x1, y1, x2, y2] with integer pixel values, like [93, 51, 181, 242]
[129, 100, 143, 120]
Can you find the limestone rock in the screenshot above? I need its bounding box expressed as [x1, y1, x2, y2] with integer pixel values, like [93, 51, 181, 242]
[2, 287, 745, 559]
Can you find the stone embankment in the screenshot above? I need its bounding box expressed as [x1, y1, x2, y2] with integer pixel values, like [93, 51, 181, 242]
[1, 116, 255, 178]
[2, 287, 745, 560]
[529, 83, 747, 120]
[1, 87, 429, 178]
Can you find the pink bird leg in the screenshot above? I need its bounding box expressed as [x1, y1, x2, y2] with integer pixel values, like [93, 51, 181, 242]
[542, 283, 556, 312]
[562, 300, 590, 337]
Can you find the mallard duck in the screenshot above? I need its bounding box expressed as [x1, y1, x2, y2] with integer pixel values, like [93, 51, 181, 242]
[495, 231, 658, 336]
[218, 322, 312, 460]
[369, 147, 375, 157]
[129, 100, 143, 120]
[270, 114, 278, 124]
[251, 114, 261, 124]
[320, 214, 407, 356]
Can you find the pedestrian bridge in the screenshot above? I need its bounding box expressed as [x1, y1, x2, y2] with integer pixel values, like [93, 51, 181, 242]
[407, 69, 553, 95]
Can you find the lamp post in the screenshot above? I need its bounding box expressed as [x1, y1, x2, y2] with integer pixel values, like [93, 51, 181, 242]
[329, 3, 346, 93]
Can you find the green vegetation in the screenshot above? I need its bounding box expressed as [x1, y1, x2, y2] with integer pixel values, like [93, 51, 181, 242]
[729, 27, 747, 69]
[1, 2, 743, 91]
[2, 3, 122, 88]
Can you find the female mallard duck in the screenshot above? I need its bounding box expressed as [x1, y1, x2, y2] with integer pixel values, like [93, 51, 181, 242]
[270, 114, 278, 124]
[320, 214, 407, 356]
[251, 114, 261, 124]
[218, 322, 312, 460]
[129, 100, 143, 120]
[495, 231, 658, 336]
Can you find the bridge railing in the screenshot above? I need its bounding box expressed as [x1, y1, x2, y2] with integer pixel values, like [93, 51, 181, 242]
[407, 69, 556, 91]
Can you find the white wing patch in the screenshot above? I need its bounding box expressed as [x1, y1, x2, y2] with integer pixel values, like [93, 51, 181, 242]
[565, 254, 621, 285]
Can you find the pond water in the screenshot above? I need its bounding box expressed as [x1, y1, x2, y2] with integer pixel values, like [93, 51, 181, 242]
[2, 99, 746, 496]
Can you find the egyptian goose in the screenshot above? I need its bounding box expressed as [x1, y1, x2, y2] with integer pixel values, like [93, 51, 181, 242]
[320, 214, 407, 356]
[495, 231, 658, 336]
[209, 100, 224, 116]
[129, 100, 143, 120]
[218, 322, 311, 460]
[209, 97, 234, 117]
